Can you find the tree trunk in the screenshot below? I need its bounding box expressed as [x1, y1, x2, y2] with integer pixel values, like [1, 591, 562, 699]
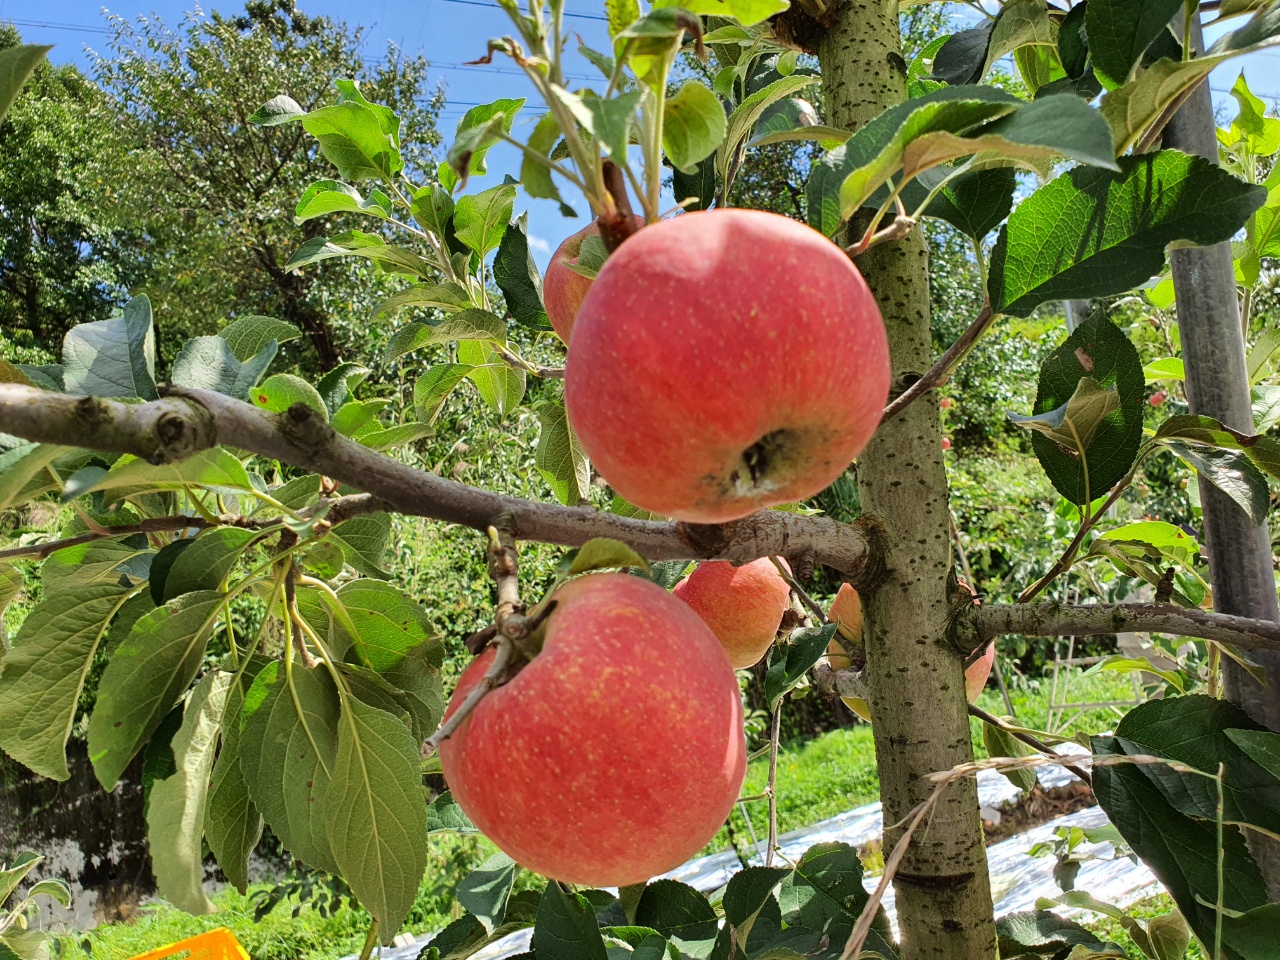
[1164, 14, 1280, 896]
[817, 3, 997, 957]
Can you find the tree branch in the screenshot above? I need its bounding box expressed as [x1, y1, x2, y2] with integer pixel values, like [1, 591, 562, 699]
[880, 302, 995, 424]
[966, 601, 1280, 653]
[0, 384, 882, 584]
[966, 702, 1092, 788]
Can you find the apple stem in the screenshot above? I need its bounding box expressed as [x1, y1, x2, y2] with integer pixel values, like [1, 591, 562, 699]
[764, 702, 782, 867]
[422, 634, 517, 757]
[596, 160, 640, 253]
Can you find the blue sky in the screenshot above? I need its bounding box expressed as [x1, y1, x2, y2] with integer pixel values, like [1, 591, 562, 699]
[6, 2, 1280, 268]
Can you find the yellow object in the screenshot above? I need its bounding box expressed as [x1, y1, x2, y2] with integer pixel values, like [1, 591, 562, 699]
[127, 928, 249, 960]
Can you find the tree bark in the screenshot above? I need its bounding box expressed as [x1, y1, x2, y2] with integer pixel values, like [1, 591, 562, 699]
[1163, 13, 1280, 896]
[817, 3, 997, 957]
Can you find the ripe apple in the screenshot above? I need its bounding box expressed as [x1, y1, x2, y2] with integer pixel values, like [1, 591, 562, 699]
[544, 217, 644, 342]
[565, 209, 890, 523]
[673, 557, 791, 668]
[1149, 390, 1168, 407]
[941, 437, 952, 451]
[439, 572, 746, 886]
[939, 397, 954, 409]
[824, 584, 870, 721]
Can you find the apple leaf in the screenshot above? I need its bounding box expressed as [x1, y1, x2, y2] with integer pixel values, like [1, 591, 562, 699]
[372, 282, 470, 321]
[460, 339, 526, 416]
[634, 881, 718, 942]
[1085, 0, 1185, 89]
[428, 792, 479, 835]
[239, 662, 341, 875]
[171, 336, 277, 400]
[63, 295, 158, 401]
[285, 230, 434, 277]
[935, 0, 1059, 87]
[323, 697, 429, 942]
[652, 0, 786, 28]
[205, 678, 264, 893]
[989, 151, 1266, 317]
[1153, 413, 1280, 483]
[933, 22, 995, 85]
[567, 538, 650, 575]
[217, 315, 301, 360]
[458, 853, 518, 934]
[980, 717, 1039, 793]
[1019, 311, 1145, 505]
[160, 527, 257, 601]
[294, 179, 392, 222]
[453, 184, 517, 259]
[764, 623, 837, 710]
[535, 397, 591, 507]
[494, 213, 550, 330]
[717, 74, 819, 181]
[446, 98, 524, 178]
[901, 165, 1017, 242]
[329, 513, 393, 579]
[385, 310, 507, 363]
[147, 670, 232, 915]
[663, 82, 727, 174]
[533, 882, 609, 960]
[250, 373, 329, 421]
[1166, 442, 1270, 525]
[996, 911, 1121, 958]
[413, 364, 475, 424]
[0, 44, 52, 122]
[319, 579, 438, 671]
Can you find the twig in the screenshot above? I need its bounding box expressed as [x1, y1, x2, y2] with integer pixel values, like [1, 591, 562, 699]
[966, 600, 1280, 653]
[949, 513, 1017, 717]
[770, 556, 827, 622]
[881, 302, 995, 424]
[0, 384, 881, 584]
[597, 159, 640, 253]
[422, 635, 515, 757]
[967, 702, 1092, 787]
[0, 516, 209, 561]
[765, 702, 783, 867]
[845, 214, 916, 257]
[283, 562, 318, 669]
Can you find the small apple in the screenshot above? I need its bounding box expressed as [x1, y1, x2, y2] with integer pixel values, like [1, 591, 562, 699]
[1149, 390, 1168, 407]
[939, 397, 954, 409]
[965, 642, 996, 702]
[565, 209, 890, 523]
[439, 573, 746, 886]
[941, 437, 952, 451]
[828, 582, 862, 644]
[673, 557, 791, 668]
[543, 217, 644, 342]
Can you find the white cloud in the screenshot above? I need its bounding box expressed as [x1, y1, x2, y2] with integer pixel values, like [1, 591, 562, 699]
[527, 234, 551, 254]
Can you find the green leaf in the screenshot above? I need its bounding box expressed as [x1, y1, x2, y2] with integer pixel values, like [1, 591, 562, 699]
[0, 926, 50, 960]
[87, 449, 256, 498]
[936, 0, 1060, 88]
[980, 717, 1039, 793]
[718, 75, 819, 181]
[385, 310, 507, 363]
[1085, 0, 1184, 88]
[147, 670, 232, 915]
[1154, 413, 1280, 484]
[903, 165, 1016, 242]
[355, 421, 433, 452]
[0, 853, 41, 907]
[161, 528, 258, 601]
[171, 336, 277, 400]
[453, 184, 518, 259]
[1166, 442, 1270, 524]
[218, 316, 302, 361]
[581, 90, 644, 160]
[1226, 729, 1280, 783]
[778, 842, 891, 952]
[1144, 357, 1185, 381]
[494, 213, 550, 330]
[428, 792, 479, 835]
[653, 0, 786, 28]
[533, 882, 609, 960]
[0, 584, 136, 781]
[535, 398, 590, 507]
[411, 184, 456, 240]
[746, 100, 848, 151]
[459, 340, 526, 416]
[996, 911, 1120, 958]
[521, 113, 574, 213]
[322, 697, 429, 941]
[248, 94, 305, 126]
[24, 878, 71, 909]
[458, 853, 518, 933]
[323, 579, 438, 671]
[286, 230, 434, 278]
[449, 98, 525, 177]
[0, 563, 21, 620]
[764, 623, 837, 710]
[634, 880, 717, 942]
[0, 44, 52, 122]
[330, 514, 393, 579]
[250, 373, 329, 421]
[990, 151, 1267, 317]
[301, 101, 404, 181]
[372, 282, 470, 321]
[42, 540, 153, 595]
[240, 662, 340, 874]
[88, 590, 227, 790]
[205, 678, 264, 894]
[1021, 312, 1144, 505]
[1093, 730, 1267, 954]
[671, 158, 717, 212]
[0, 443, 70, 511]
[381, 645, 444, 743]
[1010, 376, 1122, 457]
[568, 538, 650, 575]
[295, 179, 392, 223]
[414, 364, 476, 424]
[723, 866, 791, 947]
[663, 82, 727, 174]
[933, 23, 996, 85]
[62, 296, 158, 400]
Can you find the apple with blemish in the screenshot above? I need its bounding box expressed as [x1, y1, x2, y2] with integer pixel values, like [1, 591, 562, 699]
[543, 217, 644, 342]
[565, 209, 890, 523]
[673, 557, 791, 668]
[439, 573, 746, 886]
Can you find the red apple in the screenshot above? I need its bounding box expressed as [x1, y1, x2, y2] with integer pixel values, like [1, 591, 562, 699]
[965, 642, 996, 702]
[565, 209, 890, 523]
[544, 217, 644, 342]
[673, 557, 791, 668]
[939, 397, 953, 409]
[827, 582, 863, 644]
[439, 573, 746, 886]
[1149, 390, 1168, 407]
[941, 437, 952, 451]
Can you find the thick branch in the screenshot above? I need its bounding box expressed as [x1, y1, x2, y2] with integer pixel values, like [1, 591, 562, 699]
[0, 385, 881, 584]
[880, 302, 994, 424]
[967, 601, 1280, 653]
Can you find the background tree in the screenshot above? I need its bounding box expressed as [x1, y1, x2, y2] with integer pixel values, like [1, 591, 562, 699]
[0, 26, 148, 356]
[92, 0, 444, 370]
